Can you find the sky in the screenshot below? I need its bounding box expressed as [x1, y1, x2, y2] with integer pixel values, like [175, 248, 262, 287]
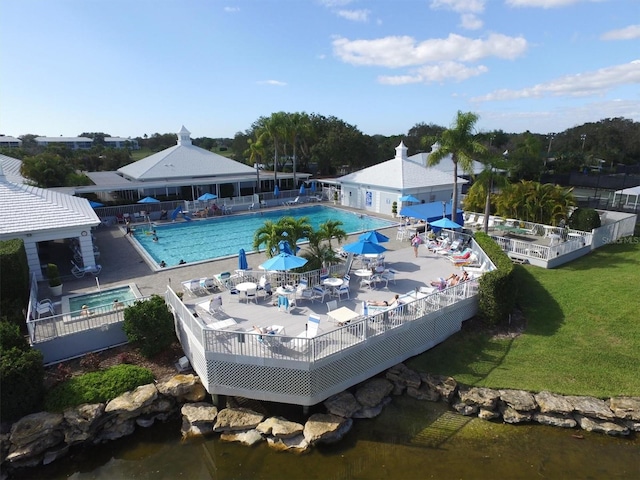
[1, 0, 639, 141]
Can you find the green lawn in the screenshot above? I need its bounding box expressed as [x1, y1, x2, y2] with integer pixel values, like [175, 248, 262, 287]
[407, 238, 640, 398]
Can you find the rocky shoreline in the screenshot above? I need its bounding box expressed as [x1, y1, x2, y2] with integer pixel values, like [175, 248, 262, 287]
[2, 363, 639, 476]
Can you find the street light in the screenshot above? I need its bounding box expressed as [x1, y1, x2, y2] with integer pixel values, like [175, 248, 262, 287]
[581, 134, 587, 152]
[547, 133, 555, 157]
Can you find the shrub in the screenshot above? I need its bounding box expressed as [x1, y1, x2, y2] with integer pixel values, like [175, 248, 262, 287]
[0, 239, 29, 327]
[123, 295, 175, 358]
[568, 207, 601, 232]
[473, 232, 517, 326]
[44, 364, 154, 412]
[47, 263, 62, 287]
[0, 321, 45, 422]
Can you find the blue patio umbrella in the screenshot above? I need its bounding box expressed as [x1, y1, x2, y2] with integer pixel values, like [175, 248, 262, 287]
[260, 252, 308, 271]
[238, 248, 248, 270]
[310, 181, 316, 193]
[399, 194, 420, 203]
[198, 193, 217, 201]
[359, 231, 390, 244]
[137, 196, 160, 204]
[300, 184, 306, 195]
[429, 217, 463, 229]
[274, 185, 280, 198]
[342, 240, 387, 255]
[89, 200, 104, 208]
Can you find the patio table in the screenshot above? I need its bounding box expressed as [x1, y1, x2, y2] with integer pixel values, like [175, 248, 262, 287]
[328, 306, 360, 326]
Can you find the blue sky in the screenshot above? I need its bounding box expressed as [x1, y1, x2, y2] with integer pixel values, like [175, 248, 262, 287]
[1, 0, 638, 140]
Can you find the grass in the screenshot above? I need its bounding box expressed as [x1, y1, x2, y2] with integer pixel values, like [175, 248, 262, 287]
[407, 237, 640, 398]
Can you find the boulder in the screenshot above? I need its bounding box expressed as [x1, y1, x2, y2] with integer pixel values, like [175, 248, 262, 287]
[256, 417, 304, 438]
[565, 396, 615, 420]
[534, 390, 574, 415]
[354, 378, 394, 408]
[419, 373, 458, 402]
[500, 405, 533, 424]
[156, 374, 207, 403]
[478, 408, 500, 420]
[458, 387, 500, 409]
[95, 418, 136, 442]
[406, 385, 440, 402]
[303, 414, 352, 445]
[385, 363, 421, 391]
[608, 397, 640, 421]
[9, 412, 64, 448]
[63, 403, 106, 445]
[266, 434, 309, 452]
[352, 397, 391, 419]
[42, 444, 70, 465]
[324, 391, 361, 418]
[105, 384, 158, 420]
[533, 412, 577, 429]
[499, 389, 537, 412]
[220, 429, 264, 446]
[213, 408, 265, 433]
[451, 402, 478, 416]
[574, 414, 630, 436]
[181, 402, 218, 438]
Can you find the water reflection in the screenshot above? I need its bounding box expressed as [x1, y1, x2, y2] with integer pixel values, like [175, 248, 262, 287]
[11, 397, 639, 480]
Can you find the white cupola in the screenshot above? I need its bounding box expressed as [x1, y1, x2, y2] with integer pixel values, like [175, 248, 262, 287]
[395, 141, 408, 160]
[177, 126, 192, 146]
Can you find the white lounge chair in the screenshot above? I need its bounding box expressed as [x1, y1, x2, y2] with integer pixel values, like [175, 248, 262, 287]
[182, 279, 207, 297]
[70, 261, 102, 278]
[285, 196, 301, 206]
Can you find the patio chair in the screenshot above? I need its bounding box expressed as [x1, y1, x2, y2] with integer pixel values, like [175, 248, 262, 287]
[312, 285, 330, 303]
[285, 196, 301, 206]
[335, 283, 350, 300]
[182, 279, 207, 297]
[326, 300, 338, 313]
[379, 269, 397, 287]
[70, 261, 102, 278]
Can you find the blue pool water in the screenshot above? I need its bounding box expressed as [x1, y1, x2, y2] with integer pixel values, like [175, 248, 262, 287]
[133, 205, 395, 267]
[68, 286, 138, 312]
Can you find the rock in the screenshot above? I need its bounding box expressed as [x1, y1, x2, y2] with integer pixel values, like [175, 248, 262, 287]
[213, 408, 265, 433]
[324, 391, 361, 418]
[419, 373, 458, 402]
[608, 397, 640, 421]
[354, 378, 394, 407]
[105, 384, 158, 420]
[266, 434, 309, 452]
[303, 414, 353, 445]
[458, 387, 500, 409]
[406, 385, 440, 402]
[622, 420, 640, 432]
[353, 397, 391, 418]
[565, 396, 615, 420]
[156, 374, 207, 403]
[135, 416, 156, 428]
[220, 429, 264, 446]
[63, 403, 106, 445]
[451, 402, 478, 416]
[575, 414, 630, 436]
[256, 417, 303, 438]
[42, 444, 69, 465]
[499, 389, 537, 412]
[534, 390, 574, 415]
[5, 430, 64, 465]
[95, 418, 136, 442]
[385, 363, 421, 391]
[478, 408, 500, 420]
[500, 405, 533, 424]
[533, 412, 577, 428]
[9, 412, 64, 448]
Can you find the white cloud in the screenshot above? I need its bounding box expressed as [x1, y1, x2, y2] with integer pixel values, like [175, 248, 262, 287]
[472, 60, 640, 102]
[460, 13, 483, 30]
[506, 0, 585, 8]
[256, 80, 287, 87]
[333, 33, 527, 67]
[223, 6, 240, 13]
[601, 25, 640, 41]
[336, 9, 371, 22]
[379, 61, 488, 84]
[430, 0, 485, 14]
[318, 0, 354, 8]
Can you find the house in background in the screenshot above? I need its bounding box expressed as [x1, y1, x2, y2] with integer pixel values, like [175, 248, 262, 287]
[0, 135, 22, 148]
[35, 136, 93, 150]
[104, 137, 139, 150]
[336, 141, 481, 217]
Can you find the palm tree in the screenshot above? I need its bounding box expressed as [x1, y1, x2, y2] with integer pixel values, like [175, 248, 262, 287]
[279, 216, 313, 256]
[252, 220, 283, 257]
[424, 111, 486, 221]
[317, 220, 347, 251]
[474, 151, 510, 233]
[246, 138, 265, 193]
[302, 231, 339, 270]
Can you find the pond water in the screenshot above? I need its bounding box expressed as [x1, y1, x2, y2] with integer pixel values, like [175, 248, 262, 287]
[10, 398, 638, 480]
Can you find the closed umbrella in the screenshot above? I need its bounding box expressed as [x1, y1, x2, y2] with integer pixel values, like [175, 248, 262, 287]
[137, 196, 160, 204]
[300, 184, 306, 195]
[260, 252, 308, 271]
[359, 231, 389, 244]
[342, 240, 387, 255]
[238, 248, 248, 270]
[274, 185, 280, 198]
[310, 181, 316, 193]
[198, 193, 217, 201]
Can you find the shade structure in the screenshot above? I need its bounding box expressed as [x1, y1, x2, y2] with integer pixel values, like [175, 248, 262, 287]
[137, 196, 160, 204]
[273, 185, 280, 198]
[359, 231, 389, 244]
[238, 248, 248, 270]
[89, 200, 104, 208]
[300, 184, 306, 195]
[430, 217, 463, 229]
[399, 194, 420, 203]
[399, 201, 464, 225]
[198, 193, 217, 201]
[260, 252, 308, 271]
[342, 240, 387, 255]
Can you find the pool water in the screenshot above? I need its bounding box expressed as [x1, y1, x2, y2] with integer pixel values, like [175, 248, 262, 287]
[67, 285, 139, 312]
[133, 205, 395, 267]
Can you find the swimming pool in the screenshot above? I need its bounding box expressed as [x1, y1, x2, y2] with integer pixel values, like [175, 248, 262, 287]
[63, 284, 141, 315]
[132, 205, 395, 267]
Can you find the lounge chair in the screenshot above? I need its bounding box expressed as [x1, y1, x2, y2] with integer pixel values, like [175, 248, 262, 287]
[70, 261, 102, 278]
[182, 278, 207, 297]
[285, 196, 301, 206]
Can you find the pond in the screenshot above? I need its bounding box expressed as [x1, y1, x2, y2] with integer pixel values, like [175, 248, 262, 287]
[10, 398, 638, 480]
